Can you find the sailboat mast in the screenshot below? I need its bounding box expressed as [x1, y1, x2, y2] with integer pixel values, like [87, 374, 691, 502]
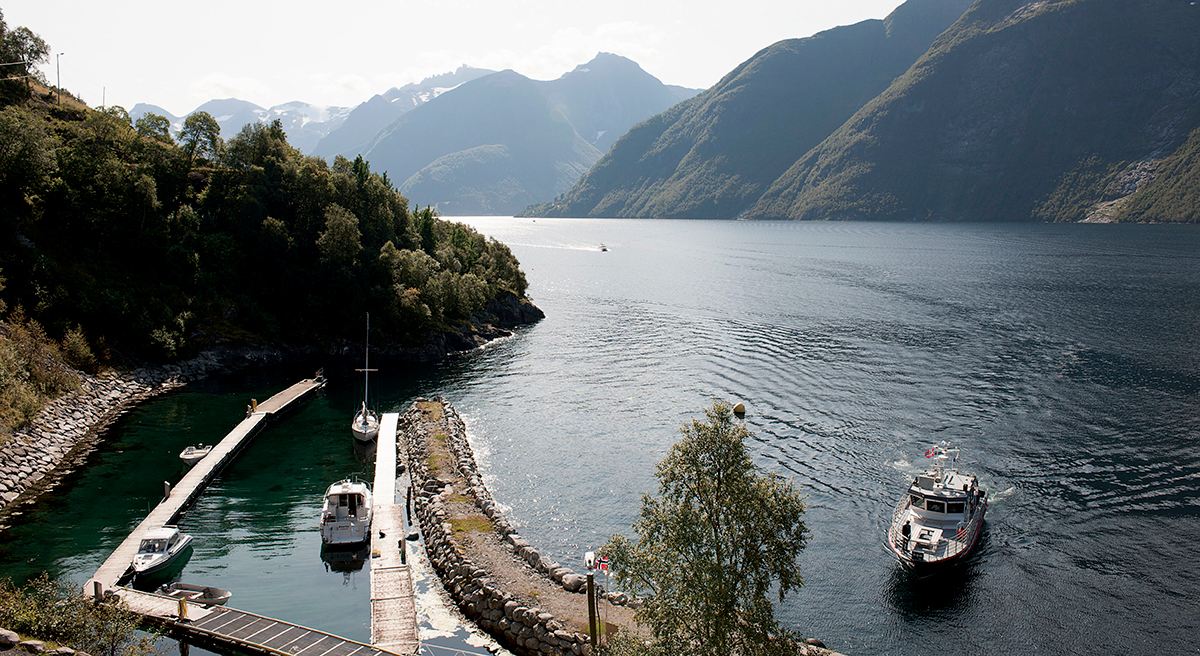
[364, 312, 369, 407]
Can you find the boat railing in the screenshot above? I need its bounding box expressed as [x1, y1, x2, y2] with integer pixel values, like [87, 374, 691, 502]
[888, 496, 983, 562]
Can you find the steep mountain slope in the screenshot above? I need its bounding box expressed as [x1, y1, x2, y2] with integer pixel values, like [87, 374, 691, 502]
[310, 66, 494, 160]
[538, 53, 700, 153]
[746, 0, 1200, 221]
[365, 70, 602, 214]
[527, 0, 973, 219]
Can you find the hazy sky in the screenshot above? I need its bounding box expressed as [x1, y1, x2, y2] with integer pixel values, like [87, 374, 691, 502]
[9, 0, 905, 117]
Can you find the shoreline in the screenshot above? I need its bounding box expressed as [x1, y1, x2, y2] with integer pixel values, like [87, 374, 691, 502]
[0, 293, 543, 523]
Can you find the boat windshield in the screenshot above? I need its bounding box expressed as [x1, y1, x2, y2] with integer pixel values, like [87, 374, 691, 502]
[139, 539, 167, 553]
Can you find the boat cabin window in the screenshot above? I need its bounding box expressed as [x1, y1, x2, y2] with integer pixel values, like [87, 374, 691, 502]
[338, 494, 348, 507]
[947, 502, 965, 514]
[910, 494, 923, 507]
[925, 499, 946, 513]
[139, 539, 166, 553]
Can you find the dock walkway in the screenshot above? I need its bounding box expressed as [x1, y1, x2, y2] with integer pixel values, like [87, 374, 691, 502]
[370, 412, 420, 654]
[88, 377, 325, 592]
[119, 588, 394, 656]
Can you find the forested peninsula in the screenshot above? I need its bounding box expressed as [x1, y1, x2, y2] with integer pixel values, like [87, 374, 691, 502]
[0, 12, 541, 435]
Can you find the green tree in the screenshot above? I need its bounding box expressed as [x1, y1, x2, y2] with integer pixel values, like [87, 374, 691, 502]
[134, 112, 172, 143]
[605, 400, 809, 656]
[178, 110, 221, 164]
[316, 203, 362, 269]
[0, 12, 50, 98]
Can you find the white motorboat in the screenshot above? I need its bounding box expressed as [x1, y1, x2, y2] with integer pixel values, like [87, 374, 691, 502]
[351, 313, 380, 443]
[886, 442, 987, 569]
[179, 444, 211, 466]
[132, 526, 194, 576]
[320, 478, 373, 546]
[158, 581, 231, 606]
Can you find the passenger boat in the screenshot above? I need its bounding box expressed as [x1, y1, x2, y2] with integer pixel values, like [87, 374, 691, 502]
[158, 581, 232, 606]
[132, 526, 194, 576]
[179, 444, 212, 466]
[320, 478, 373, 546]
[886, 442, 987, 569]
[351, 313, 380, 443]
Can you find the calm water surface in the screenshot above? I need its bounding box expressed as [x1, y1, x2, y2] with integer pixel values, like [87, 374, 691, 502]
[2, 220, 1198, 655]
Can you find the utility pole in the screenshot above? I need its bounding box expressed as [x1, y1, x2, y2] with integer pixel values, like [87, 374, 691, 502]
[56, 52, 63, 105]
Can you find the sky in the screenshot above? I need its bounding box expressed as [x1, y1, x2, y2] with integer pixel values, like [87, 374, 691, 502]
[8, 0, 906, 118]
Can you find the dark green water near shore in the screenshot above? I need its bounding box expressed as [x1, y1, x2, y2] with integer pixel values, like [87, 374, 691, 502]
[2, 220, 1199, 655]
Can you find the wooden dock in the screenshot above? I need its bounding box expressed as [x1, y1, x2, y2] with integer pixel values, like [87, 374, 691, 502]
[370, 412, 420, 654]
[88, 377, 325, 592]
[86, 379, 421, 655]
[119, 587, 395, 655]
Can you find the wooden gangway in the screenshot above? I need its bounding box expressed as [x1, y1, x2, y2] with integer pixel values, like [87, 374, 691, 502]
[88, 377, 325, 592]
[370, 412, 420, 654]
[119, 587, 395, 655]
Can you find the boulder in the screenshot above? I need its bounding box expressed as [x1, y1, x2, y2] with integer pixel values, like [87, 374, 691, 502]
[0, 629, 19, 646]
[563, 574, 586, 592]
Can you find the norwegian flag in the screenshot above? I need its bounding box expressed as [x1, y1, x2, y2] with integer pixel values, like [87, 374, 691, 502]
[598, 555, 610, 573]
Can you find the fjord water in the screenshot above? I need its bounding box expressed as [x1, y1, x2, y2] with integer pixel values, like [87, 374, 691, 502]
[2, 220, 1198, 654]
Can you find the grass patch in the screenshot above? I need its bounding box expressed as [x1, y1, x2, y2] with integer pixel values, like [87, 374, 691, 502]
[426, 453, 441, 474]
[419, 401, 443, 421]
[448, 515, 492, 535]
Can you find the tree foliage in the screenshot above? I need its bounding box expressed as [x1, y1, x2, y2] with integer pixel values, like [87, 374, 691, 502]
[0, 574, 160, 656]
[0, 11, 50, 102]
[0, 82, 532, 361]
[604, 400, 809, 656]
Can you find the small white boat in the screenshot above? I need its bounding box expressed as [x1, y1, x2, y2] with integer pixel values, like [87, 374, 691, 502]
[886, 442, 987, 569]
[132, 526, 194, 576]
[320, 478, 373, 546]
[352, 313, 380, 443]
[179, 444, 212, 466]
[158, 581, 231, 606]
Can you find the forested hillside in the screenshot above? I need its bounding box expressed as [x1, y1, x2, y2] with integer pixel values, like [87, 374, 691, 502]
[745, 0, 1200, 221]
[0, 62, 535, 363]
[526, 0, 973, 219]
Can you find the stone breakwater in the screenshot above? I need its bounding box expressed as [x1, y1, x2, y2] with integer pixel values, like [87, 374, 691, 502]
[401, 398, 616, 656]
[0, 346, 284, 522]
[400, 398, 843, 656]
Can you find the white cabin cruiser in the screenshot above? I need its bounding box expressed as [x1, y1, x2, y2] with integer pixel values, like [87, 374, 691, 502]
[320, 478, 373, 546]
[887, 442, 987, 569]
[132, 526, 193, 576]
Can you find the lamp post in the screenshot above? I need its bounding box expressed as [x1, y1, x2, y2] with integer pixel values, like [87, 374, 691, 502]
[56, 52, 63, 105]
[585, 551, 598, 651]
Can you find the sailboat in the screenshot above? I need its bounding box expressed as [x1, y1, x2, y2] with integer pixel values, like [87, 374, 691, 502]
[351, 313, 380, 443]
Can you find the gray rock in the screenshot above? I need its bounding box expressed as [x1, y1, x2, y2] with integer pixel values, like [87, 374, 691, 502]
[19, 640, 46, 653]
[0, 629, 19, 646]
[563, 574, 586, 592]
[805, 638, 827, 648]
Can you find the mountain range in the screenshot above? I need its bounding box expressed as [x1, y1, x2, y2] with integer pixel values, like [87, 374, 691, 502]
[743, 0, 1200, 222]
[526, 0, 974, 219]
[132, 54, 699, 216]
[364, 53, 699, 215]
[531, 0, 1200, 223]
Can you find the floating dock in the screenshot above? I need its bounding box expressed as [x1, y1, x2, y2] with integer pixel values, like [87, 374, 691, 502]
[370, 412, 420, 653]
[87, 377, 326, 593]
